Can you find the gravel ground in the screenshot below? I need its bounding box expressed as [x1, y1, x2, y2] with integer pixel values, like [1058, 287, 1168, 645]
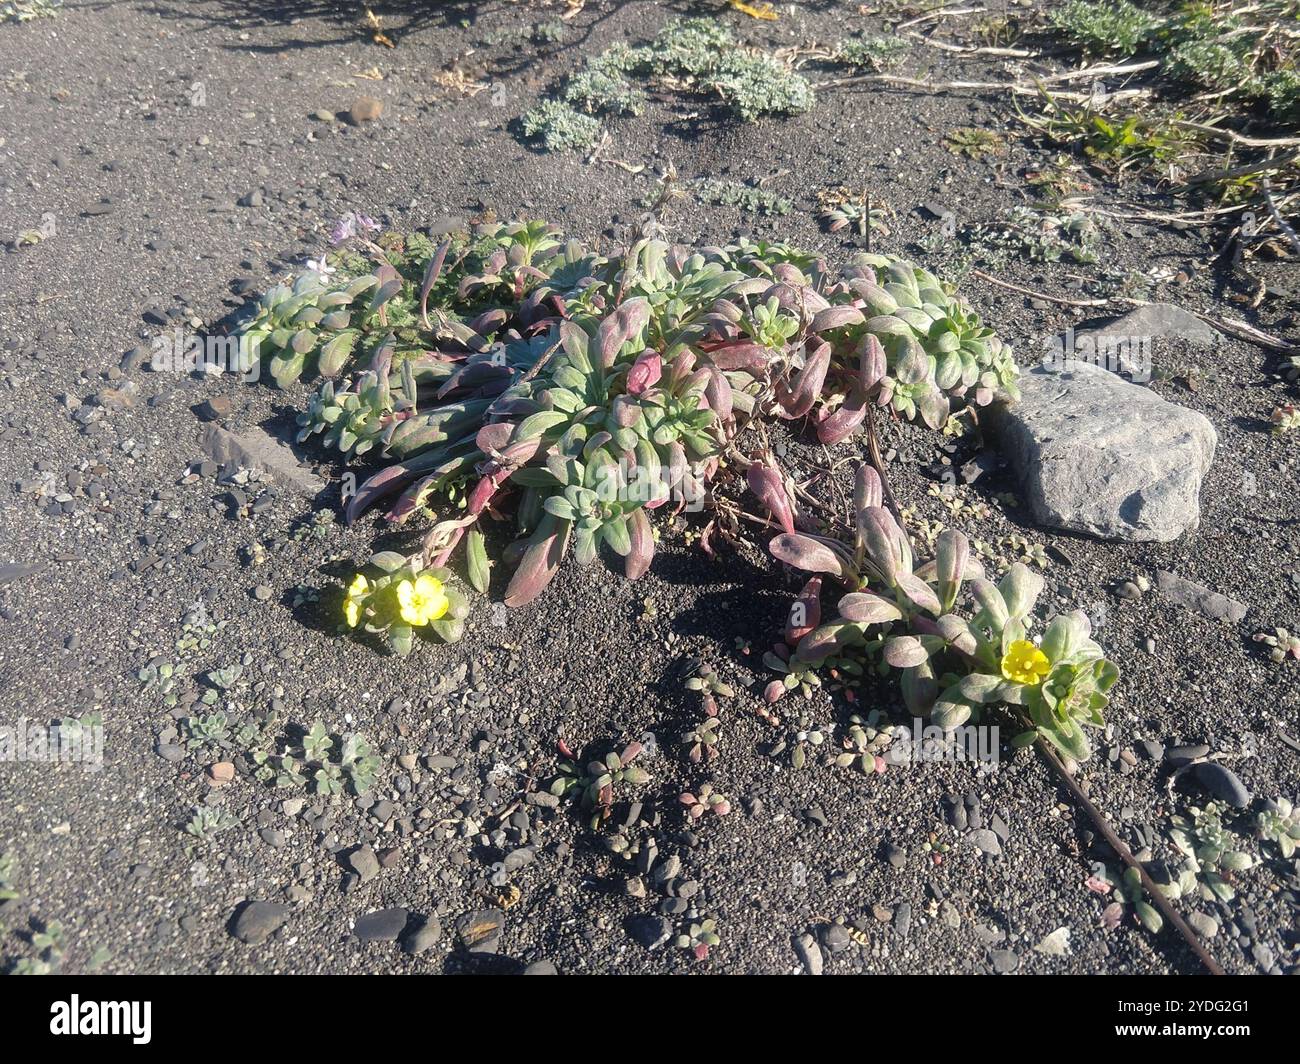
[0, 0, 1297, 975]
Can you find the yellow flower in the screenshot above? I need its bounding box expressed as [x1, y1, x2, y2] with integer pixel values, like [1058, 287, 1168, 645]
[343, 574, 369, 628]
[396, 573, 449, 626]
[1001, 639, 1051, 686]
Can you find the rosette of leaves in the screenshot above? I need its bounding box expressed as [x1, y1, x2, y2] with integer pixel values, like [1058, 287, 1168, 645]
[1168, 801, 1255, 903]
[765, 464, 1119, 759]
[239, 271, 383, 387]
[342, 551, 470, 655]
[1255, 797, 1300, 859]
[550, 740, 651, 829]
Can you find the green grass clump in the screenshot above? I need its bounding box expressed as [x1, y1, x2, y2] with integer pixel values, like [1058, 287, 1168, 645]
[520, 100, 602, 153]
[1048, 0, 1161, 57]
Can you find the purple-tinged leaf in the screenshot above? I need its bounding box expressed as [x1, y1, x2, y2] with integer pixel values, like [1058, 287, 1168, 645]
[503, 514, 572, 608]
[419, 240, 449, 329]
[810, 305, 865, 334]
[626, 350, 662, 396]
[768, 533, 847, 577]
[837, 591, 902, 625]
[625, 506, 654, 580]
[883, 635, 930, 668]
[702, 341, 772, 373]
[777, 340, 830, 419]
[747, 461, 795, 534]
[786, 576, 822, 645]
[896, 573, 942, 616]
[816, 391, 866, 444]
[858, 333, 886, 393]
[594, 297, 650, 368]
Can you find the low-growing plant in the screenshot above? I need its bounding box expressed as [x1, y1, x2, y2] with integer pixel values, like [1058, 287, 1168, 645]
[694, 178, 792, 216]
[1255, 797, 1300, 858]
[679, 783, 731, 819]
[518, 16, 813, 151]
[1, 0, 60, 22]
[0, 852, 17, 903]
[237, 221, 1021, 617]
[550, 739, 652, 829]
[340, 552, 470, 655]
[676, 917, 720, 960]
[765, 466, 1120, 761]
[1253, 626, 1300, 662]
[520, 100, 602, 153]
[184, 805, 240, 840]
[1270, 403, 1299, 432]
[1167, 800, 1255, 903]
[1048, 0, 1161, 58]
[833, 34, 911, 71]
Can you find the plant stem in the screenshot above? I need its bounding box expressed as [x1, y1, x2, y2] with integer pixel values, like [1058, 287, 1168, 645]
[1033, 738, 1225, 975]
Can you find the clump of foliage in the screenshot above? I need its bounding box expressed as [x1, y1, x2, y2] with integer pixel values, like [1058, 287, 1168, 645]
[1, 0, 60, 22]
[0, 852, 17, 903]
[184, 806, 240, 840]
[1253, 626, 1300, 662]
[1271, 403, 1299, 432]
[1255, 797, 1300, 858]
[520, 100, 602, 153]
[267, 721, 382, 796]
[817, 187, 890, 237]
[945, 127, 1004, 160]
[339, 551, 470, 655]
[520, 17, 813, 150]
[237, 221, 1021, 613]
[765, 465, 1120, 761]
[551, 739, 651, 829]
[1094, 863, 1165, 933]
[680, 783, 732, 819]
[833, 34, 911, 71]
[972, 206, 1108, 265]
[1048, 0, 1161, 57]
[1166, 800, 1255, 903]
[693, 178, 792, 215]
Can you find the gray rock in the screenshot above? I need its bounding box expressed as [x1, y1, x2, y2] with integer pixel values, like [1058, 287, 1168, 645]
[455, 908, 505, 954]
[821, 924, 853, 954]
[990, 948, 1020, 973]
[523, 959, 558, 975]
[1073, 304, 1217, 371]
[1191, 762, 1252, 808]
[198, 424, 325, 496]
[795, 932, 824, 975]
[971, 828, 1002, 856]
[988, 361, 1216, 542]
[354, 907, 409, 942]
[401, 916, 442, 955]
[627, 914, 671, 951]
[1165, 743, 1210, 766]
[345, 844, 380, 883]
[1156, 571, 1247, 623]
[231, 900, 288, 945]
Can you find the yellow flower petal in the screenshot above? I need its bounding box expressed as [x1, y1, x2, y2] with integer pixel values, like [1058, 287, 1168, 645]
[344, 598, 361, 628]
[396, 573, 448, 626]
[348, 573, 369, 597]
[1001, 639, 1050, 685]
